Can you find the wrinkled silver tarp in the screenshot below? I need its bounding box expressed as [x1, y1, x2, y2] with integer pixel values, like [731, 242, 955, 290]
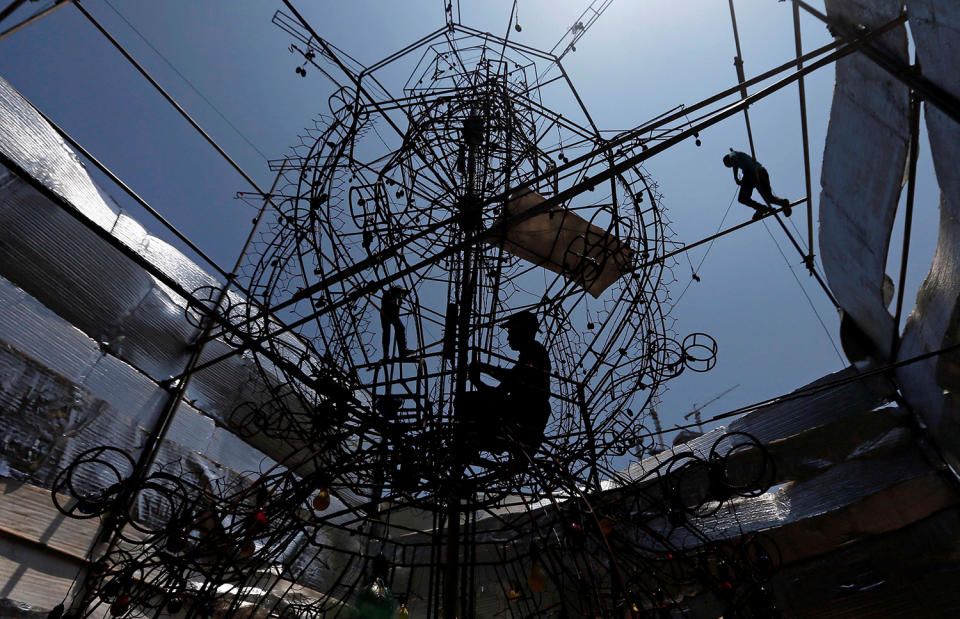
[818, 0, 908, 361]
[0, 73, 367, 604]
[895, 0, 960, 459]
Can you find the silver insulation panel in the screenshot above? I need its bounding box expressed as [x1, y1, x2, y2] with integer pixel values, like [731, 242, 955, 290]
[0, 72, 280, 485]
[819, 0, 908, 360]
[896, 0, 960, 457]
[0, 71, 370, 603]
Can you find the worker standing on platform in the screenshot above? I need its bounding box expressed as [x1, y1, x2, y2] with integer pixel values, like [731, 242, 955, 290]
[380, 285, 409, 360]
[722, 149, 792, 219]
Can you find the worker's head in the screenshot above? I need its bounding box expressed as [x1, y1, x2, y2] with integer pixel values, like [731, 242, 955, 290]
[504, 311, 538, 350]
[722, 154, 734, 168]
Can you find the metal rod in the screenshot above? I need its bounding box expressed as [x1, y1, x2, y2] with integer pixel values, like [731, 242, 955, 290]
[891, 90, 921, 359]
[577, 383, 602, 492]
[0, 0, 26, 26]
[0, 0, 73, 42]
[73, 1, 272, 199]
[793, 0, 816, 271]
[727, 0, 757, 158]
[771, 211, 839, 308]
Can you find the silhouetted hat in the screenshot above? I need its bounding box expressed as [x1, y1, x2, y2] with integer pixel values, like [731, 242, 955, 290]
[503, 310, 539, 333]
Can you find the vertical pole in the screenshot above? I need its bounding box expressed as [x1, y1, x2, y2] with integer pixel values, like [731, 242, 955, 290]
[793, 1, 816, 272]
[891, 90, 921, 359]
[577, 383, 602, 491]
[446, 113, 483, 618]
[727, 0, 757, 159]
[443, 493, 461, 619]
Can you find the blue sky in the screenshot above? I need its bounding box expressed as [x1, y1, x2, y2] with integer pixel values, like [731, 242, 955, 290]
[0, 0, 941, 449]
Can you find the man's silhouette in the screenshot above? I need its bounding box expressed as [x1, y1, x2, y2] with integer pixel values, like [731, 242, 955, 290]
[458, 311, 552, 461]
[380, 286, 409, 360]
[722, 149, 791, 219]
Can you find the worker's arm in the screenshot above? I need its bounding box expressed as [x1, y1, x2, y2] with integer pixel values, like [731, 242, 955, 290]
[732, 167, 742, 185]
[469, 360, 507, 386]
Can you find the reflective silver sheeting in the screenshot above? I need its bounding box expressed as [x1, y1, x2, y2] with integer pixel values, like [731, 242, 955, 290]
[0, 75, 324, 477]
[819, 0, 908, 360]
[0, 71, 362, 597]
[896, 0, 960, 454]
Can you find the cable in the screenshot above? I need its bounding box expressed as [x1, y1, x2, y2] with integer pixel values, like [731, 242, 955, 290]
[639, 337, 960, 442]
[760, 219, 846, 365]
[671, 187, 738, 309]
[100, 0, 270, 161]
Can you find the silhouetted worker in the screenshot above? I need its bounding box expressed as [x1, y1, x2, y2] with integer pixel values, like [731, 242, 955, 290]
[459, 311, 552, 462]
[722, 149, 791, 219]
[380, 286, 409, 360]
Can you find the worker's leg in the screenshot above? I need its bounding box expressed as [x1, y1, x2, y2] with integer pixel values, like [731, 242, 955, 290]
[738, 181, 767, 211]
[390, 315, 408, 356]
[379, 312, 392, 359]
[757, 169, 791, 213]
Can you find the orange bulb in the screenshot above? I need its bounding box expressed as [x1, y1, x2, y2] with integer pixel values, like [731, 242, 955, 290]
[313, 488, 331, 511]
[527, 564, 546, 593]
[599, 518, 613, 536]
[240, 539, 255, 557]
[507, 589, 521, 601]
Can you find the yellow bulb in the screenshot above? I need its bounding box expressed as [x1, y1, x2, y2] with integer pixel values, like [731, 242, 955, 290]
[507, 589, 521, 601]
[398, 604, 409, 619]
[313, 488, 330, 511]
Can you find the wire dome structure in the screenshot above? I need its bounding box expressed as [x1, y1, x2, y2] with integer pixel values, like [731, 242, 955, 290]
[232, 17, 712, 506]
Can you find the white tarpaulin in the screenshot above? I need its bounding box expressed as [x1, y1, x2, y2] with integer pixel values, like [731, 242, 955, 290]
[493, 187, 632, 298]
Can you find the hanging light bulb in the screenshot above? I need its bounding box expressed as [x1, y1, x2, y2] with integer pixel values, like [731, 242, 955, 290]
[398, 604, 410, 619]
[313, 487, 331, 511]
[246, 507, 267, 534]
[355, 577, 395, 619]
[240, 538, 256, 557]
[109, 595, 130, 617]
[598, 518, 613, 536]
[166, 593, 184, 614]
[527, 562, 546, 593]
[567, 520, 585, 550]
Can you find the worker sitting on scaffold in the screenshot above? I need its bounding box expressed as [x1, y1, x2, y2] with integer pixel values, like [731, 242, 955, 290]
[722, 149, 792, 220]
[458, 310, 552, 466]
